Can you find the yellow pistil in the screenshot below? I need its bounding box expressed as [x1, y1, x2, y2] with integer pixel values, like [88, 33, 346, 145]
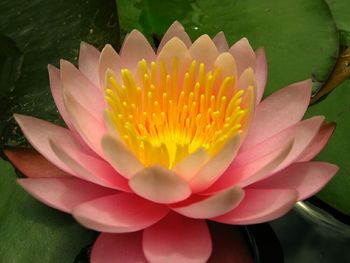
[105, 58, 254, 169]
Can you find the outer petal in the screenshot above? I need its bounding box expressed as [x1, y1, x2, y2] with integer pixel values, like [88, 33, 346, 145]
[129, 166, 191, 204]
[99, 44, 124, 87]
[63, 91, 106, 157]
[79, 41, 100, 87]
[189, 135, 241, 193]
[158, 21, 192, 52]
[72, 193, 169, 233]
[212, 31, 229, 52]
[60, 60, 105, 122]
[254, 48, 268, 104]
[298, 122, 335, 162]
[91, 232, 147, 263]
[4, 147, 70, 178]
[49, 139, 130, 191]
[14, 114, 79, 175]
[120, 30, 156, 70]
[242, 79, 312, 150]
[189, 35, 219, 70]
[213, 189, 298, 224]
[17, 177, 116, 213]
[101, 134, 144, 179]
[48, 65, 74, 130]
[143, 213, 212, 263]
[251, 162, 338, 200]
[171, 187, 244, 219]
[229, 38, 256, 76]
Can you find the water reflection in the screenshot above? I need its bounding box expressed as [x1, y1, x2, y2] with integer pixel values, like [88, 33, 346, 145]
[271, 202, 350, 263]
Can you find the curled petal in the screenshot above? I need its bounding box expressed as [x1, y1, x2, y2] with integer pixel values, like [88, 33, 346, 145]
[72, 193, 169, 233]
[171, 187, 244, 219]
[158, 21, 191, 52]
[298, 122, 335, 162]
[213, 189, 298, 224]
[129, 166, 191, 204]
[91, 232, 147, 263]
[143, 213, 212, 263]
[251, 162, 338, 200]
[17, 177, 116, 213]
[79, 41, 100, 87]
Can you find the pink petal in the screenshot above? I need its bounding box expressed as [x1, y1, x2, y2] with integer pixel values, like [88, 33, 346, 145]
[99, 44, 124, 87]
[4, 147, 70, 178]
[120, 30, 156, 70]
[251, 162, 338, 200]
[14, 114, 79, 175]
[212, 32, 229, 52]
[172, 148, 210, 181]
[60, 60, 105, 122]
[17, 177, 116, 213]
[63, 91, 106, 157]
[213, 189, 298, 224]
[298, 122, 335, 162]
[206, 139, 293, 193]
[72, 193, 169, 233]
[229, 38, 256, 76]
[254, 48, 268, 104]
[49, 139, 130, 191]
[48, 65, 74, 130]
[231, 116, 325, 188]
[241, 79, 312, 150]
[157, 37, 191, 74]
[208, 224, 254, 263]
[158, 21, 192, 52]
[91, 232, 147, 263]
[143, 213, 212, 263]
[101, 134, 143, 179]
[171, 186, 244, 218]
[189, 35, 219, 70]
[129, 166, 191, 204]
[79, 42, 100, 87]
[189, 135, 241, 193]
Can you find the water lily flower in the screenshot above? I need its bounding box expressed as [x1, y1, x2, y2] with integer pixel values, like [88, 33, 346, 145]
[6, 21, 338, 263]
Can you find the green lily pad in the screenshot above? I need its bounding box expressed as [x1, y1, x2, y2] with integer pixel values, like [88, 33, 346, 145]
[0, 158, 97, 262]
[0, 0, 120, 148]
[117, 0, 339, 96]
[305, 80, 350, 215]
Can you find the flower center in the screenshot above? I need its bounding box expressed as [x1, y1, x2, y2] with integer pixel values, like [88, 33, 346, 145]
[104, 58, 254, 169]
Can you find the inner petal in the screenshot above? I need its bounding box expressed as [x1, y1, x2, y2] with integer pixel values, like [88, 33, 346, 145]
[104, 58, 254, 169]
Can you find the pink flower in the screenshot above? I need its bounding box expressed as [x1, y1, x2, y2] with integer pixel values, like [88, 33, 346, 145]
[7, 21, 338, 262]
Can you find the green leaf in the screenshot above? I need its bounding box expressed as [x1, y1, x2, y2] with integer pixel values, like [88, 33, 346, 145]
[305, 80, 350, 215]
[0, 0, 120, 148]
[0, 158, 97, 262]
[117, 0, 339, 96]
